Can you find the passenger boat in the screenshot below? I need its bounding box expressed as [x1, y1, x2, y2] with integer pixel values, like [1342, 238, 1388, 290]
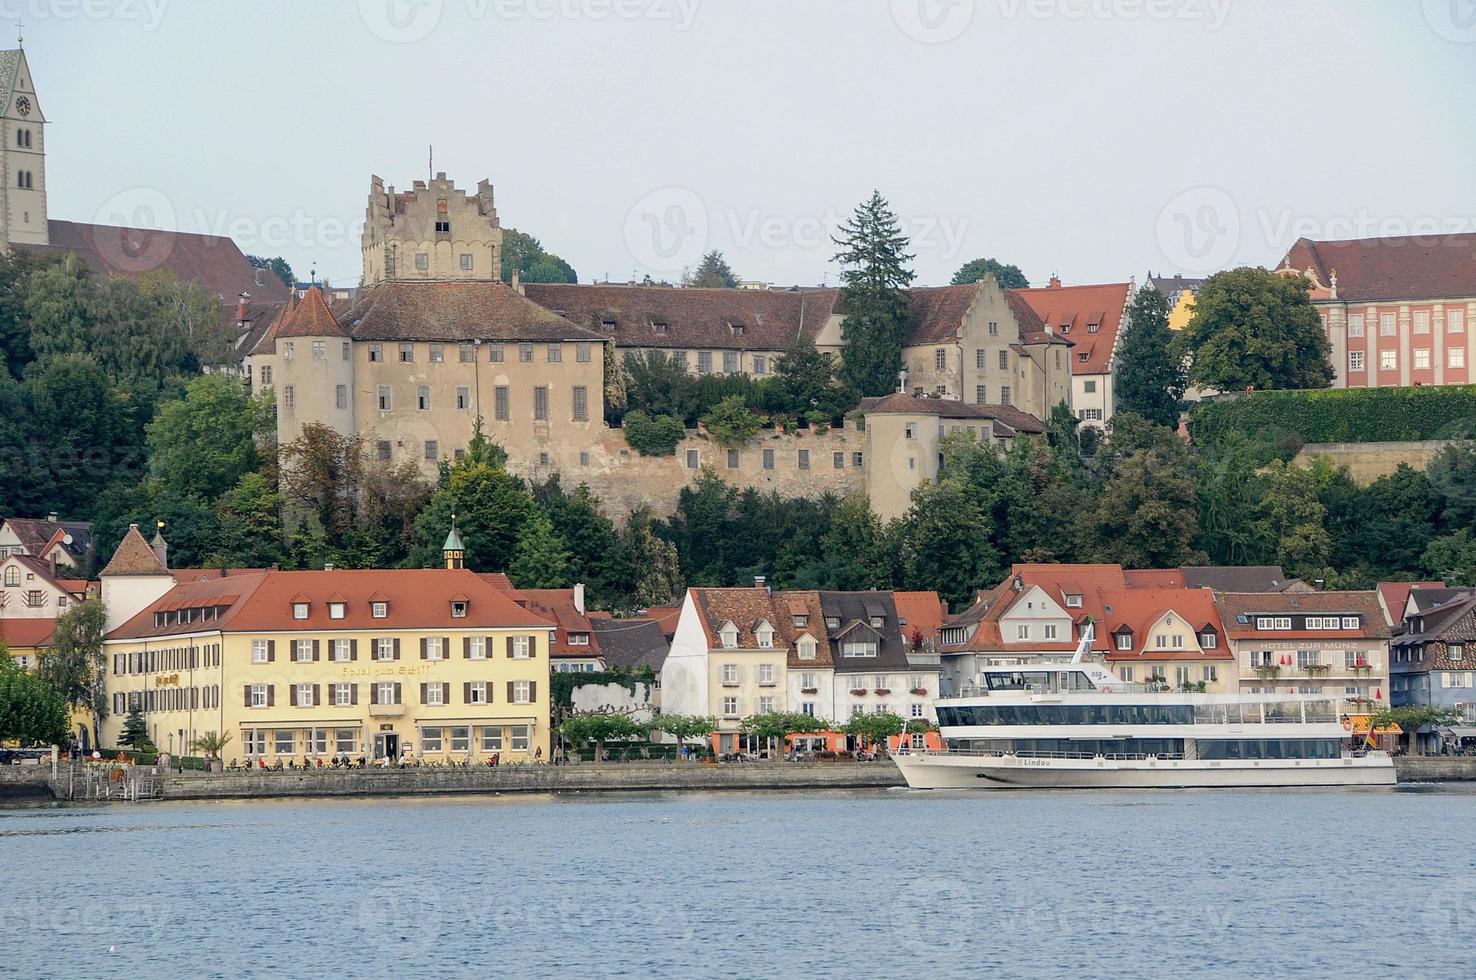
[893, 628, 1395, 790]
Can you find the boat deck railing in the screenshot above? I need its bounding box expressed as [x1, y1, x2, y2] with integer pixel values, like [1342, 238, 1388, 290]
[912, 748, 1188, 762]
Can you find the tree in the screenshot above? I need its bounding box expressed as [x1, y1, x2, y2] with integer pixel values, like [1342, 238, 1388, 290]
[739, 711, 827, 759]
[1426, 444, 1476, 529]
[146, 374, 268, 500]
[0, 652, 68, 747]
[842, 710, 907, 755]
[1252, 461, 1332, 580]
[1352, 464, 1439, 579]
[832, 191, 916, 396]
[509, 512, 571, 589]
[412, 435, 536, 572]
[649, 714, 716, 756]
[898, 479, 1001, 610]
[1079, 448, 1206, 568]
[764, 336, 852, 421]
[119, 707, 154, 752]
[621, 350, 697, 422]
[500, 228, 578, 284]
[611, 506, 683, 608]
[951, 258, 1029, 290]
[1115, 284, 1185, 427]
[534, 478, 621, 605]
[38, 597, 108, 750]
[820, 494, 892, 591]
[211, 472, 286, 567]
[248, 255, 296, 288]
[1423, 529, 1476, 585]
[699, 395, 765, 448]
[559, 711, 648, 765]
[686, 249, 738, 288]
[189, 730, 233, 762]
[1178, 267, 1333, 392]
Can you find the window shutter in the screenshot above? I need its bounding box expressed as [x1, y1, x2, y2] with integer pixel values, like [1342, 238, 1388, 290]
[443, 637, 450, 659]
[313, 639, 321, 661]
[507, 681, 515, 702]
[267, 639, 276, 662]
[350, 638, 358, 661]
[393, 682, 401, 704]
[463, 636, 470, 659]
[393, 638, 401, 660]
[370, 684, 379, 706]
[529, 635, 538, 658]
[463, 682, 471, 703]
[420, 682, 428, 703]
[486, 680, 494, 703]
[267, 685, 275, 707]
[290, 686, 298, 708]
[506, 636, 514, 658]
[529, 681, 537, 703]
[350, 684, 359, 706]
[313, 684, 321, 707]
[420, 637, 428, 660]
[244, 686, 251, 708]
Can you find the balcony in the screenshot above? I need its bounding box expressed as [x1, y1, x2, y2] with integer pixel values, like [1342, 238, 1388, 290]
[368, 703, 405, 718]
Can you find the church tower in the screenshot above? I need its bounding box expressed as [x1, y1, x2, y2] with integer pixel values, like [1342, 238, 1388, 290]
[0, 40, 47, 247]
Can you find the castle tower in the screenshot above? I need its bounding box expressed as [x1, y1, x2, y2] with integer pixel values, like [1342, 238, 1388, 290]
[361, 172, 502, 285]
[0, 42, 48, 247]
[100, 524, 175, 633]
[272, 286, 355, 444]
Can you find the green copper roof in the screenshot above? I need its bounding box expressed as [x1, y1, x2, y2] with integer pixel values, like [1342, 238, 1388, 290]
[442, 525, 465, 551]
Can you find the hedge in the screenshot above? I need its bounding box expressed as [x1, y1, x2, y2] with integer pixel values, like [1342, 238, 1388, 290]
[1188, 386, 1476, 449]
[621, 411, 687, 456]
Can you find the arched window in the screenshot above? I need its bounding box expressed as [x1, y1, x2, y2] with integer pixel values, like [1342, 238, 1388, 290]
[3, 565, 20, 587]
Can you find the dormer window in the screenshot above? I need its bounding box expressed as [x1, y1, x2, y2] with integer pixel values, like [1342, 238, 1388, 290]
[372, 601, 388, 619]
[719, 623, 739, 649]
[869, 616, 884, 629]
[652, 321, 669, 334]
[601, 319, 617, 331]
[729, 322, 745, 336]
[1199, 631, 1217, 649]
[1116, 632, 1133, 651]
[1088, 322, 1100, 333]
[329, 602, 346, 620]
[568, 632, 589, 646]
[797, 636, 817, 660]
[451, 600, 468, 619]
[1065, 594, 1083, 608]
[755, 621, 774, 649]
[826, 617, 840, 629]
[793, 614, 808, 628]
[292, 602, 309, 620]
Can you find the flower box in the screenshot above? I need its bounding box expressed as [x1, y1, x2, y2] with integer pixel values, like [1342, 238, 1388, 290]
[909, 688, 928, 696]
[800, 687, 818, 694]
[849, 689, 868, 696]
[1305, 664, 1331, 674]
[874, 689, 891, 695]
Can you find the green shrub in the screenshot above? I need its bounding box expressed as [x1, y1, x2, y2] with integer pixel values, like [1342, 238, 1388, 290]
[1189, 386, 1476, 450]
[700, 395, 765, 447]
[622, 411, 686, 456]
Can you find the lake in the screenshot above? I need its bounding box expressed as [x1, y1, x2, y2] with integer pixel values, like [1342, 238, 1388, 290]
[3, 786, 1474, 978]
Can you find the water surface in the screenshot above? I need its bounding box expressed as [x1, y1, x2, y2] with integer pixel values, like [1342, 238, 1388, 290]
[3, 786, 1473, 978]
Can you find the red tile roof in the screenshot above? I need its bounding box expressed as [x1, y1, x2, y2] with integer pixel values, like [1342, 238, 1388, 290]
[100, 525, 168, 578]
[1213, 591, 1391, 639]
[893, 591, 945, 643]
[273, 286, 346, 339]
[107, 569, 553, 639]
[0, 618, 57, 649]
[1278, 234, 1476, 303]
[37, 220, 292, 303]
[1376, 581, 1446, 625]
[516, 588, 601, 658]
[524, 282, 840, 351]
[1014, 281, 1132, 376]
[904, 285, 980, 345]
[337, 281, 604, 343]
[1095, 587, 1231, 660]
[170, 568, 271, 583]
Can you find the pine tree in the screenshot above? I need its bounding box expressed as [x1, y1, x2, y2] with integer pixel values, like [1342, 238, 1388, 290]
[509, 513, 571, 589]
[1116, 285, 1186, 427]
[832, 191, 916, 396]
[686, 250, 738, 288]
[119, 707, 153, 751]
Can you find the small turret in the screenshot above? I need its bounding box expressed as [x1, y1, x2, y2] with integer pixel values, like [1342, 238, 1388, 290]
[443, 514, 466, 570]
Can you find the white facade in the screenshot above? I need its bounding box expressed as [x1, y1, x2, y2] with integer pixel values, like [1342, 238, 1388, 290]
[787, 663, 835, 722]
[659, 591, 712, 720]
[831, 670, 940, 725]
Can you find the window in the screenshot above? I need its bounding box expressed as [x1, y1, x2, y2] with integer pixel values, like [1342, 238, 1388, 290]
[905, 424, 916, 440]
[468, 636, 488, 660]
[572, 386, 588, 421]
[312, 341, 326, 361]
[1449, 310, 1465, 333]
[685, 449, 699, 469]
[259, 365, 273, 385]
[1297, 650, 1319, 668]
[295, 639, 314, 662]
[1415, 348, 1431, 370]
[753, 355, 767, 375]
[974, 384, 987, 404]
[510, 636, 531, 659]
[377, 386, 392, 411]
[274, 730, 295, 755]
[547, 344, 563, 363]
[1380, 313, 1397, 336]
[1347, 314, 1364, 337]
[762, 448, 774, 470]
[424, 440, 438, 461]
[283, 385, 295, 409]
[489, 344, 504, 363]
[532, 386, 548, 421]
[375, 637, 395, 660]
[1200, 632, 1217, 649]
[335, 384, 348, 409]
[697, 351, 712, 374]
[295, 682, 316, 707]
[376, 441, 392, 461]
[797, 449, 810, 470]
[512, 681, 532, 704]
[1065, 594, 1083, 608]
[672, 351, 688, 371]
[1450, 347, 1466, 369]
[250, 684, 269, 708]
[480, 727, 503, 751]
[368, 344, 383, 363]
[721, 664, 739, 684]
[842, 640, 878, 658]
[723, 352, 739, 374]
[424, 637, 444, 660]
[797, 637, 817, 660]
[376, 681, 398, 705]
[1342, 616, 1358, 630]
[421, 727, 443, 752]
[758, 663, 776, 682]
[460, 254, 473, 271]
[293, 602, 309, 620]
[519, 343, 534, 363]
[495, 386, 509, 421]
[399, 343, 415, 362]
[1414, 311, 1431, 334]
[999, 385, 1011, 406]
[451, 600, 468, 619]
[1116, 633, 1133, 651]
[722, 697, 739, 717]
[417, 386, 431, 411]
[934, 348, 947, 371]
[833, 451, 845, 469]
[576, 342, 592, 363]
[1451, 644, 1466, 662]
[333, 638, 352, 661]
[251, 639, 270, 664]
[456, 386, 470, 410]
[424, 682, 445, 705]
[1349, 350, 1364, 372]
[853, 452, 864, 468]
[415, 253, 429, 271]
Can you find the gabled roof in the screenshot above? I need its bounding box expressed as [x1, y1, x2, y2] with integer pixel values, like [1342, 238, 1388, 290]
[1096, 588, 1231, 661]
[1277, 234, 1476, 303]
[1013, 280, 1132, 377]
[2, 516, 93, 559]
[523, 282, 840, 351]
[1378, 582, 1451, 624]
[817, 591, 915, 672]
[337, 281, 602, 343]
[5, 553, 88, 596]
[588, 615, 669, 672]
[1181, 566, 1295, 593]
[107, 569, 553, 640]
[273, 285, 346, 339]
[0, 617, 57, 650]
[904, 284, 981, 345]
[516, 588, 601, 658]
[772, 590, 833, 669]
[100, 525, 169, 578]
[1213, 591, 1391, 639]
[691, 588, 780, 649]
[894, 591, 945, 643]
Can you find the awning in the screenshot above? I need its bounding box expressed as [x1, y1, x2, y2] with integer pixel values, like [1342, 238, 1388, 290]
[1346, 715, 1402, 736]
[1446, 726, 1476, 738]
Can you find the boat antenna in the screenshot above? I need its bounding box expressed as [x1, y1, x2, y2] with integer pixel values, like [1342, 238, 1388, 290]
[1070, 617, 1094, 664]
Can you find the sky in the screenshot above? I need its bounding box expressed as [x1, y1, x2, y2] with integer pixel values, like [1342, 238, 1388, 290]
[33, 0, 1476, 290]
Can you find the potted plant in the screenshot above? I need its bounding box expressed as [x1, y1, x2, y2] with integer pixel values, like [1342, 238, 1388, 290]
[849, 687, 868, 696]
[910, 687, 928, 696]
[1255, 664, 1281, 681]
[189, 731, 233, 774]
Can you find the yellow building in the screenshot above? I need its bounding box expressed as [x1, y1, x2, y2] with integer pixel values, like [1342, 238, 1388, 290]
[100, 543, 554, 763]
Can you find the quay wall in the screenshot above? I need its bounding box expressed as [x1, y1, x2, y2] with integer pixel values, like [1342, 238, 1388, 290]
[1393, 757, 1476, 783]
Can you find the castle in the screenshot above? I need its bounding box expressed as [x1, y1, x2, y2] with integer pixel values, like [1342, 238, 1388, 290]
[249, 172, 1071, 520]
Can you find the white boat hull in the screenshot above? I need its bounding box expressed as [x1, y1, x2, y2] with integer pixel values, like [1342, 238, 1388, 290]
[892, 752, 1397, 790]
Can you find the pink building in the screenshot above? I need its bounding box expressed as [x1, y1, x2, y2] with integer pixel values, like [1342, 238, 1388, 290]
[1276, 233, 1476, 389]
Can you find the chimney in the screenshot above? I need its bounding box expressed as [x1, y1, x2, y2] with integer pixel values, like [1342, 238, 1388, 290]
[754, 575, 768, 593]
[1048, 275, 1062, 289]
[324, 562, 335, 572]
[236, 292, 250, 327]
[47, 512, 58, 523]
[1314, 578, 1326, 591]
[511, 267, 523, 295]
[573, 583, 585, 615]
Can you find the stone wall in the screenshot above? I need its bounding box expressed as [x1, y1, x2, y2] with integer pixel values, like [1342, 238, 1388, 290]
[153, 761, 904, 800]
[1393, 756, 1476, 783]
[1293, 440, 1462, 484]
